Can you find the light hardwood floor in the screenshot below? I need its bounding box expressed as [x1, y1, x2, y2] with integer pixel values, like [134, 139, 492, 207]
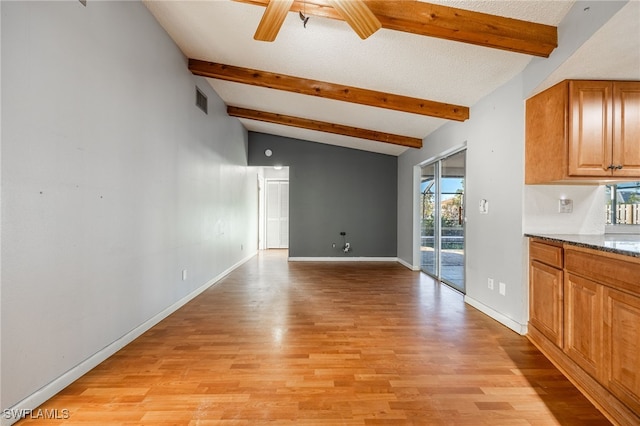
[19, 250, 610, 425]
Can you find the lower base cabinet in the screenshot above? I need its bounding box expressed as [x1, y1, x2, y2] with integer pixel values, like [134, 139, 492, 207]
[528, 239, 640, 426]
[564, 272, 603, 381]
[530, 260, 563, 347]
[604, 288, 640, 415]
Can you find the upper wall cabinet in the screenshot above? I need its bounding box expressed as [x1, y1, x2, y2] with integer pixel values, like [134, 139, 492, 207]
[526, 80, 640, 184]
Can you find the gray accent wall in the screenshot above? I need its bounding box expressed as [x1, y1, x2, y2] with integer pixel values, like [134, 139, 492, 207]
[1, 1, 257, 414]
[249, 133, 397, 258]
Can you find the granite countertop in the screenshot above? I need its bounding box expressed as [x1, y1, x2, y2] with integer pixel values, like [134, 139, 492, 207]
[525, 233, 640, 258]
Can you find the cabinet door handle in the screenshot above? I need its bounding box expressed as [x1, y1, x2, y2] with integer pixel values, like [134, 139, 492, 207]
[607, 165, 615, 170]
[615, 165, 623, 170]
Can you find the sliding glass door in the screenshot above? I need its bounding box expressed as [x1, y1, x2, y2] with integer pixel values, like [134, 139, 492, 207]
[440, 152, 465, 289]
[420, 150, 465, 292]
[420, 163, 437, 277]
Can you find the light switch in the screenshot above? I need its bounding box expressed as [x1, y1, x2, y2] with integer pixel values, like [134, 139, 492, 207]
[479, 199, 489, 214]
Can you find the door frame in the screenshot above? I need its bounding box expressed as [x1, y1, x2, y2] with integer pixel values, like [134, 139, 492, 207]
[414, 145, 467, 292]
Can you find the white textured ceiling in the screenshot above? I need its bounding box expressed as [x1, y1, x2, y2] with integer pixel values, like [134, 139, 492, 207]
[144, 0, 629, 156]
[536, 0, 640, 95]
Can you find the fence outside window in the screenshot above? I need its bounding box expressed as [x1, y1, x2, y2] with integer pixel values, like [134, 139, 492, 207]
[606, 204, 640, 225]
[606, 182, 640, 225]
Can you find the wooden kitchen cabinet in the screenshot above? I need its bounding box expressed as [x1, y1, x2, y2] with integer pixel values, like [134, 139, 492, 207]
[568, 81, 613, 177]
[603, 287, 640, 415]
[564, 272, 603, 380]
[529, 240, 563, 347]
[528, 238, 640, 426]
[525, 80, 640, 184]
[613, 82, 640, 177]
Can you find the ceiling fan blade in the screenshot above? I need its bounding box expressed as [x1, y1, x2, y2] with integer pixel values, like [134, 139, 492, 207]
[327, 0, 381, 40]
[254, 0, 295, 42]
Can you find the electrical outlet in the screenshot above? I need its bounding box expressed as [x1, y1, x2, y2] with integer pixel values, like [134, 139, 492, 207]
[182, 269, 187, 281]
[332, 243, 336, 248]
[488, 278, 494, 290]
[499, 282, 506, 295]
[558, 198, 573, 213]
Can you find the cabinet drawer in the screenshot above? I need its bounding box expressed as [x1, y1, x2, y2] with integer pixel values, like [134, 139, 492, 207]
[530, 240, 563, 268]
[565, 246, 640, 296]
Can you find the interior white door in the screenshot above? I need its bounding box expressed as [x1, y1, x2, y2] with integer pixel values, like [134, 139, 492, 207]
[266, 180, 289, 249]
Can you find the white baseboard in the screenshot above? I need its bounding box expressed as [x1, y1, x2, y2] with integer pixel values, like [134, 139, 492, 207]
[397, 258, 420, 271]
[464, 295, 528, 335]
[288, 257, 419, 270]
[288, 257, 399, 262]
[1, 252, 257, 426]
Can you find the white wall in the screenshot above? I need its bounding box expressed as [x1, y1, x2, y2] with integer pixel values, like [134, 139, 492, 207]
[524, 185, 606, 235]
[398, 75, 530, 332]
[1, 0, 257, 414]
[397, 1, 628, 333]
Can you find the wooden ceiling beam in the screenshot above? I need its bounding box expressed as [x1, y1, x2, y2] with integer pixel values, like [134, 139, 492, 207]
[233, 0, 557, 57]
[227, 106, 423, 149]
[189, 59, 468, 121]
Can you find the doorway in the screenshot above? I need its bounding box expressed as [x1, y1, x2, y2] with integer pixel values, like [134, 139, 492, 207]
[266, 180, 289, 249]
[420, 150, 465, 292]
[258, 167, 290, 251]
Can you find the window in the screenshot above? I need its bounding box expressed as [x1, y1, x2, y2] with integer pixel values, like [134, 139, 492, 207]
[605, 182, 640, 226]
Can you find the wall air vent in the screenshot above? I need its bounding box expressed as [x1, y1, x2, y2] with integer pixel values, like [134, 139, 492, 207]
[196, 87, 208, 115]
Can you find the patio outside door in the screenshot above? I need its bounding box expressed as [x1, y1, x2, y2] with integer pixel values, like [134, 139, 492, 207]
[420, 150, 465, 293]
